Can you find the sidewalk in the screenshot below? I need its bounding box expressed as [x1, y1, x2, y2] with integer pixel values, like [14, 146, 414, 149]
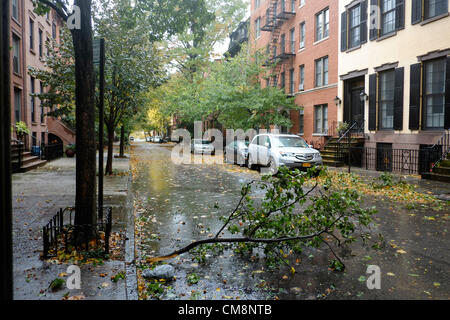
[12, 146, 136, 300]
[329, 166, 450, 200]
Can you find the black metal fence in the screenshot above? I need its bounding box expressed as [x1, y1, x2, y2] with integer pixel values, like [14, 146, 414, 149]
[346, 147, 421, 174]
[42, 207, 112, 259]
[42, 143, 64, 161]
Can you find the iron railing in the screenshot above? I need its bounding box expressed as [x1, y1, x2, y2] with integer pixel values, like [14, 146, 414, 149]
[346, 147, 421, 174]
[42, 207, 112, 259]
[11, 139, 24, 173]
[422, 130, 450, 174]
[42, 143, 64, 161]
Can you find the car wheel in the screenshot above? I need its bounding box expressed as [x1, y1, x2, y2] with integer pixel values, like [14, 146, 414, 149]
[267, 158, 278, 176]
[247, 156, 256, 170]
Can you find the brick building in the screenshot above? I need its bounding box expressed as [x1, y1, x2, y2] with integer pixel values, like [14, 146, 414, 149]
[10, 0, 74, 171]
[249, 0, 339, 148]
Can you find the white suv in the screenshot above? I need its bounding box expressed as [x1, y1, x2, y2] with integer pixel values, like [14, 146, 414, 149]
[248, 134, 322, 174]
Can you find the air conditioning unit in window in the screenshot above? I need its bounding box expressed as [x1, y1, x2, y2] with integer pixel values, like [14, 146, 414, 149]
[298, 83, 304, 91]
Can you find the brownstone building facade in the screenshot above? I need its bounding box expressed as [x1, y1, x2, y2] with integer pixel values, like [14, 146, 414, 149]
[10, 0, 74, 152]
[250, 0, 339, 147]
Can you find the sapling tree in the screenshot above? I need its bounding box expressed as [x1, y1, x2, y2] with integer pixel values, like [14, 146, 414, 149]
[147, 167, 378, 270]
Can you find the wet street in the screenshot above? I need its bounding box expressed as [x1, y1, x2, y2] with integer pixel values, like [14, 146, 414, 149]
[130, 142, 449, 300]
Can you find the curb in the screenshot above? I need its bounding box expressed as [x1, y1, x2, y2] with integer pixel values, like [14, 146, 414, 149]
[124, 166, 138, 300]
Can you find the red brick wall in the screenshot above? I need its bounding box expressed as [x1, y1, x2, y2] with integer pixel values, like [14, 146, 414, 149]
[250, 0, 338, 145]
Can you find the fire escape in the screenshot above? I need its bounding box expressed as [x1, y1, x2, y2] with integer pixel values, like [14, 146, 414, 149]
[261, 0, 296, 90]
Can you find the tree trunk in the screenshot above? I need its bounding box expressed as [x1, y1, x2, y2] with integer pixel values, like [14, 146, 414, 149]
[119, 125, 124, 157]
[105, 126, 114, 175]
[1, 0, 13, 299]
[72, 0, 97, 230]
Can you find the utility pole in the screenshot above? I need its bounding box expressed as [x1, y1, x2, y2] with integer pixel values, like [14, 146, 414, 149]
[97, 38, 105, 218]
[1, 0, 13, 300]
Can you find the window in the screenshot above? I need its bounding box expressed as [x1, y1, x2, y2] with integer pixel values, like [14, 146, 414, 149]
[381, 0, 396, 35]
[273, 75, 278, 87]
[425, 0, 448, 19]
[39, 29, 43, 57]
[40, 82, 45, 123]
[289, 69, 295, 94]
[350, 5, 361, 48]
[255, 0, 261, 8]
[255, 18, 261, 38]
[290, 0, 295, 12]
[315, 56, 328, 87]
[46, 35, 50, 56]
[299, 0, 305, 7]
[281, 72, 285, 89]
[30, 76, 36, 122]
[32, 132, 37, 147]
[424, 59, 446, 129]
[29, 19, 35, 51]
[342, 1, 368, 50]
[280, 34, 286, 53]
[412, 0, 448, 24]
[379, 70, 395, 129]
[316, 8, 329, 41]
[299, 65, 305, 90]
[299, 22, 305, 49]
[52, 23, 57, 39]
[12, 35, 20, 74]
[14, 88, 21, 123]
[289, 28, 295, 54]
[12, 0, 19, 21]
[299, 109, 304, 134]
[314, 104, 328, 134]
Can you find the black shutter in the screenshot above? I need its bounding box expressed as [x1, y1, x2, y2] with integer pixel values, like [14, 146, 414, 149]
[394, 67, 404, 130]
[409, 63, 421, 130]
[341, 11, 348, 52]
[395, 0, 405, 30]
[445, 57, 450, 129]
[360, 0, 368, 44]
[370, 0, 379, 40]
[369, 73, 377, 131]
[411, 0, 422, 25]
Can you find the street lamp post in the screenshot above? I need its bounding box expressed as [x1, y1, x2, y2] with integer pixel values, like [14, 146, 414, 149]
[1, 0, 13, 300]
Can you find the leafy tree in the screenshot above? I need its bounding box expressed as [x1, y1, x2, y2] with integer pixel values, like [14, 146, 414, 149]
[166, 0, 247, 75]
[32, 0, 210, 236]
[28, 28, 76, 128]
[94, 0, 165, 175]
[159, 45, 297, 131]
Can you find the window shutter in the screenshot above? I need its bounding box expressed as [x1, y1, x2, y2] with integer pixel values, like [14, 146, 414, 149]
[445, 57, 450, 129]
[369, 73, 377, 131]
[409, 63, 421, 130]
[394, 67, 404, 130]
[411, 0, 422, 25]
[360, 0, 368, 44]
[395, 0, 405, 30]
[341, 11, 348, 52]
[369, 0, 379, 40]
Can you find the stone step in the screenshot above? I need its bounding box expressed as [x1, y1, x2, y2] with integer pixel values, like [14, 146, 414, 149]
[422, 172, 450, 183]
[434, 166, 450, 175]
[20, 159, 47, 172]
[323, 160, 345, 167]
[22, 155, 41, 166]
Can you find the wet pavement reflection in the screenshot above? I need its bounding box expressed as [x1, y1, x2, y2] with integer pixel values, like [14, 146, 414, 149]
[131, 142, 449, 300]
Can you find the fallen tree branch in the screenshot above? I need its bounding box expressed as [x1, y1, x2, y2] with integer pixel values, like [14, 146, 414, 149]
[146, 229, 329, 263]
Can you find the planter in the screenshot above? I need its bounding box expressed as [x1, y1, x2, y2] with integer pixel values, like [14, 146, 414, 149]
[65, 149, 75, 158]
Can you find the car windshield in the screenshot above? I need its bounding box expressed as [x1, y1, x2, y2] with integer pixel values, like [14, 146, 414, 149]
[235, 140, 250, 148]
[273, 136, 309, 148]
[194, 140, 211, 145]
